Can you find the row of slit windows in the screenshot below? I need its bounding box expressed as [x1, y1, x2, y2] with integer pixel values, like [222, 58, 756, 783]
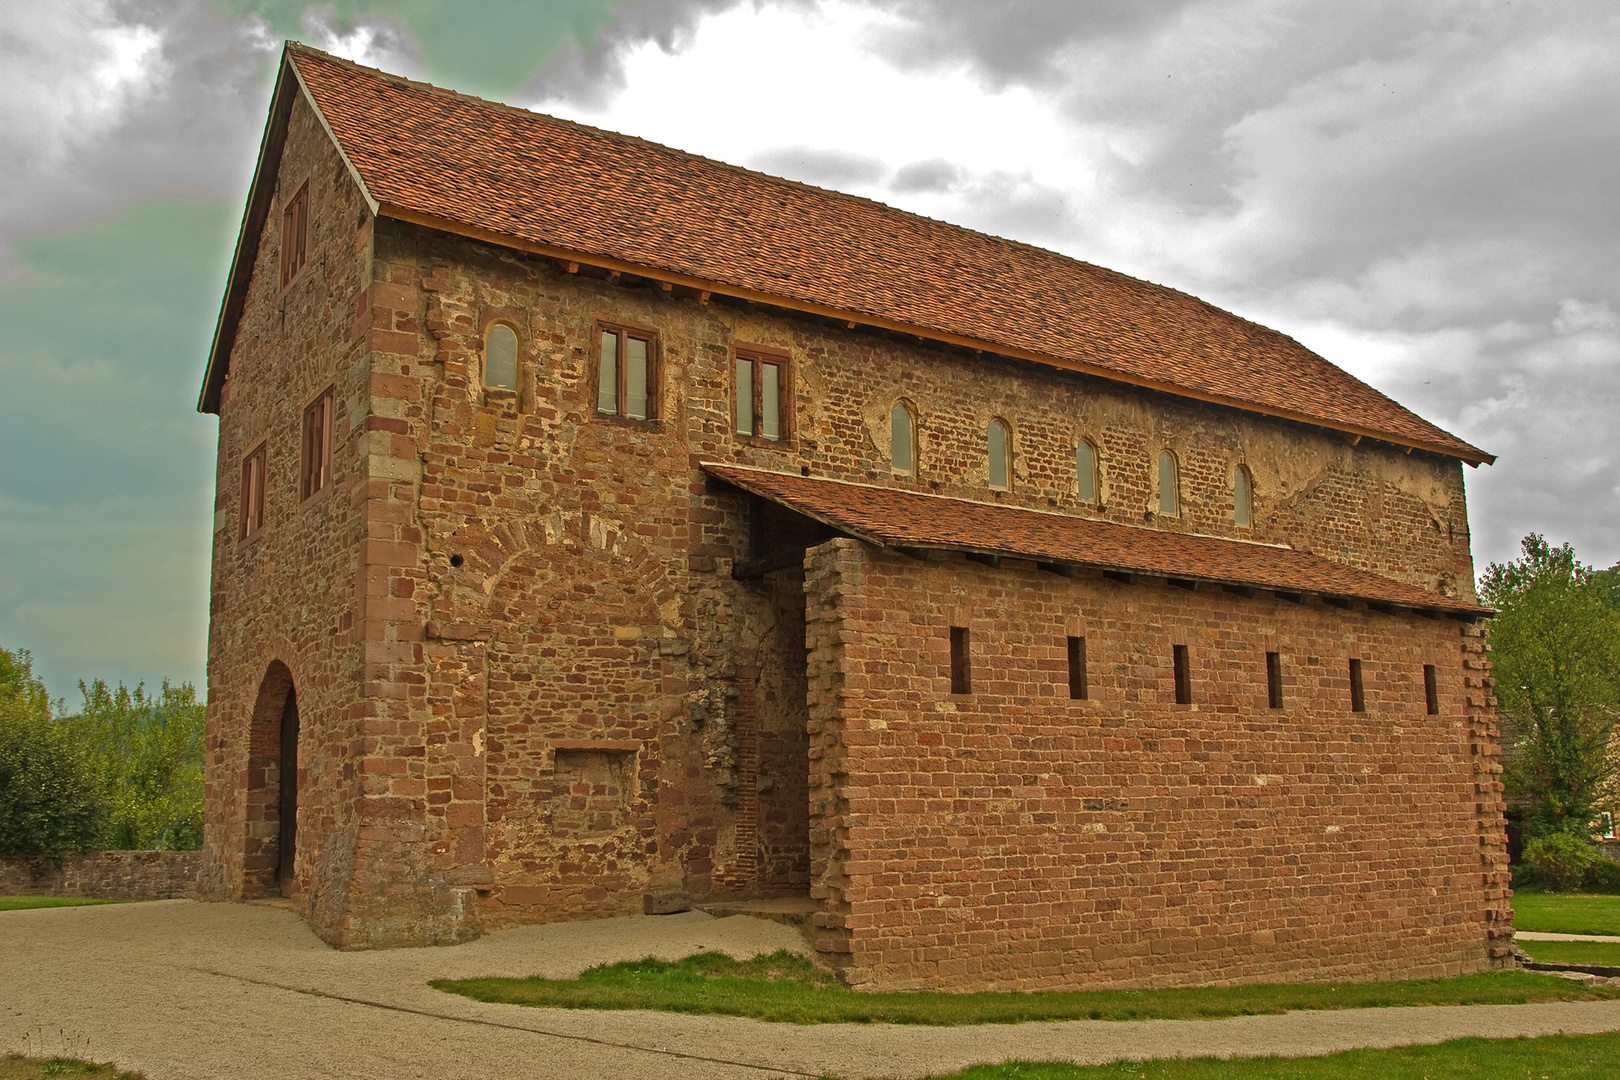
[484, 323, 1255, 521]
[948, 629, 1441, 715]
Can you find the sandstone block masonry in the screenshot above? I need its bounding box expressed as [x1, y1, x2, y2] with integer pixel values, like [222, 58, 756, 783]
[198, 47, 1507, 987]
[803, 540, 1509, 990]
[0, 851, 199, 901]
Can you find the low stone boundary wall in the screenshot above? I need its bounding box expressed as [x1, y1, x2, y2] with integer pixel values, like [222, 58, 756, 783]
[0, 851, 199, 901]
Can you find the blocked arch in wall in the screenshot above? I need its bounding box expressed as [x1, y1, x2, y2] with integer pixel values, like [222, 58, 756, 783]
[244, 660, 301, 899]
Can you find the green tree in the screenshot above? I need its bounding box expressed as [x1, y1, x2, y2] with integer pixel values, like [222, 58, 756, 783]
[64, 680, 206, 850]
[1479, 536, 1620, 840]
[0, 647, 105, 861]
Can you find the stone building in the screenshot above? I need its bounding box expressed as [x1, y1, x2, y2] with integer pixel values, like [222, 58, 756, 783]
[196, 43, 1512, 990]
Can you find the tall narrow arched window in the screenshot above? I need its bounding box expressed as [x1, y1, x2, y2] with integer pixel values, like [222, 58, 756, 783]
[1233, 465, 1253, 527]
[1076, 438, 1099, 503]
[484, 323, 518, 391]
[987, 420, 1010, 489]
[890, 401, 915, 473]
[1157, 450, 1179, 516]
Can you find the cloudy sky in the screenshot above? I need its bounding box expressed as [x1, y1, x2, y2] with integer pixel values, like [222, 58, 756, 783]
[2, 0, 1617, 698]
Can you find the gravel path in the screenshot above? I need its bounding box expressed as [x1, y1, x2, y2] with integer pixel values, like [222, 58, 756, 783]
[4, 901, 1619, 1079]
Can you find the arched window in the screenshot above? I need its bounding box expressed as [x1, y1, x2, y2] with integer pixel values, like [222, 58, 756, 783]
[987, 419, 1010, 489]
[484, 323, 519, 391]
[1233, 465, 1253, 527]
[890, 401, 915, 473]
[1157, 450, 1179, 516]
[1076, 438, 1099, 503]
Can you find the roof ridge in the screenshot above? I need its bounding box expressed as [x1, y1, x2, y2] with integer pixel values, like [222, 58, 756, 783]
[284, 44, 1321, 362]
[703, 462, 1294, 550]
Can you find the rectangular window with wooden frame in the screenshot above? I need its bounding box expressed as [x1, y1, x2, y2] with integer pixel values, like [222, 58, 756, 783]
[596, 324, 657, 421]
[734, 346, 789, 443]
[300, 388, 333, 502]
[240, 441, 267, 540]
[279, 181, 309, 290]
[1173, 644, 1192, 705]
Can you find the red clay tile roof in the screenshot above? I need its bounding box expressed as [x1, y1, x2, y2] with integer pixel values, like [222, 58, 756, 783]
[702, 462, 1486, 616]
[206, 44, 1488, 465]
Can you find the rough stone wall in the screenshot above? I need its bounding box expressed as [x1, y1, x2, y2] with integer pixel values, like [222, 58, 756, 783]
[0, 852, 199, 901]
[206, 180, 1494, 952]
[197, 89, 374, 946]
[805, 538, 1510, 991]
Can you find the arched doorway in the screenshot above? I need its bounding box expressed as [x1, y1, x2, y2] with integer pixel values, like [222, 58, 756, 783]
[245, 661, 299, 898]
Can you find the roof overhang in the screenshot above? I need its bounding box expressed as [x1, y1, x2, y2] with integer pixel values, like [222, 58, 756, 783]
[701, 461, 1490, 620]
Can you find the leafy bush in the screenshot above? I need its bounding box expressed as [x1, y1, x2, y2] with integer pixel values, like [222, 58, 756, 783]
[63, 680, 205, 851]
[0, 651, 105, 862]
[1522, 832, 1602, 892]
[1585, 856, 1620, 894]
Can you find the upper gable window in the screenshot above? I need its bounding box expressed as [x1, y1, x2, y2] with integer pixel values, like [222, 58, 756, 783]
[484, 323, 519, 391]
[240, 441, 267, 540]
[735, 347, 788, 442]
[279, 181, 309, 290]
[1076, 438, 1099, 503]
[597, 325, 655, 421]
[1233, 464, 1253, 527]
[987, 419, 1010, 490]
[300, 388, 333, 502]
[1157, 450, 1179, 516]
[891, 401, 916, 473]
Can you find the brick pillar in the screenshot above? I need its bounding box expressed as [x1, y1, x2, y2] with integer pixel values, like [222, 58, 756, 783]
[804, 538, 861, 982]
[715, 665, 760, 889]
[1463, 621, 1514, 967]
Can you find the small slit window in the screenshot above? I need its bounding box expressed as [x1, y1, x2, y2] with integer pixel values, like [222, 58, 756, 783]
[598, 327, 654, 421]
[300, 389, 333, 502]
[891, 401, 915, 473]
[987, 420, 1010, 490]
[484, 323, 519, 391]
[949, 627, 971, 695]
[1349, 658, 1366, 713]
[1423, 664, 1439, 716]
[279, 181, 309, 290]
[1173, 644, 1192, 705]
[1067, 636, 1088, 701]
[735, 349, 787, 442]
[1266, 651, 1283, 709]
[1233, 465, 1253, 527]
[1158, 451, 1179, 516]
[240, 442, 267, 540]
[1076, 439, 1098, 503]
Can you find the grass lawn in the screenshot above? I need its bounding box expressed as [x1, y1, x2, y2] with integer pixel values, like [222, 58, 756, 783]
[1510, 892, 1620, 936]
[1519, 938, 1620, 968]
[0, 897, 125, 912]
[0, 1057, 143, 1079]
[432, 951, 1620, 1026]
[921, 1031, 1620, 1079]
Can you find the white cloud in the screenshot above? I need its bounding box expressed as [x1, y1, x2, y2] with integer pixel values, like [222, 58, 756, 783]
[0, 1, 166, 171]
[299, 6, 420, 77]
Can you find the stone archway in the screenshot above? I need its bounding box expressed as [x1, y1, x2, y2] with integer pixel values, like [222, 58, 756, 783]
[244, 661, 298, 898]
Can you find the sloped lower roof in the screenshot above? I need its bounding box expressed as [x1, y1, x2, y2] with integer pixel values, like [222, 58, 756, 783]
[702, 462, 1486, 617]
[200, 45, 1490, 465]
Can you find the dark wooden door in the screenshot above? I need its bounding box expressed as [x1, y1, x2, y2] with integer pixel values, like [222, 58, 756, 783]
[278, 688, 299, 893]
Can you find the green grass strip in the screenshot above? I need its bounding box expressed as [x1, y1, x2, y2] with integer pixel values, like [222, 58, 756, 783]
[0, 897, 125, 912]
[432, 951, 1620, 1026]
[1519, 938, 1620, 968]
[1510, 892, 1620, 936]
[0, 1055, 144, 1079]
[922, 1031, 1620, 1078]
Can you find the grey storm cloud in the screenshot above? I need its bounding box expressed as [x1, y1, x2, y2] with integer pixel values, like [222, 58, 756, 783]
[748, 146, 887, 188]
